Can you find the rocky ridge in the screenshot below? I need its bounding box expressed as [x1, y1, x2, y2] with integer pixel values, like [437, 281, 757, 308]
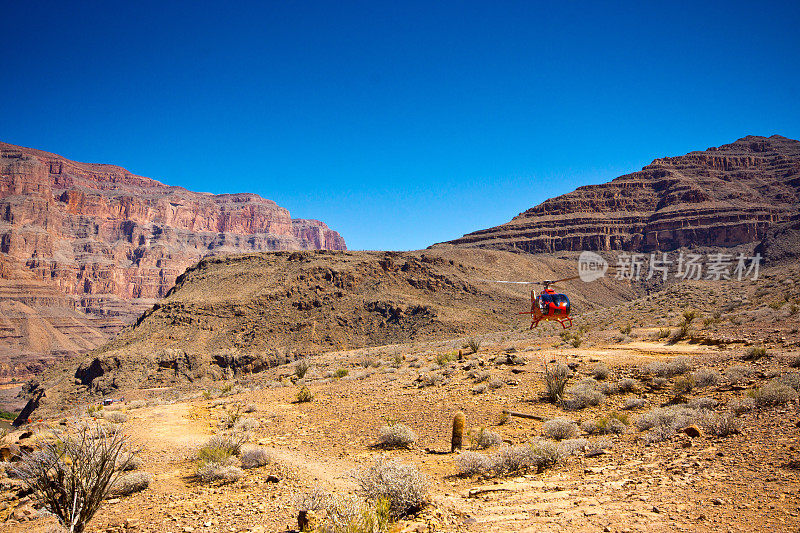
[441, 135, 800, 254]
[0, 141, 345, 380]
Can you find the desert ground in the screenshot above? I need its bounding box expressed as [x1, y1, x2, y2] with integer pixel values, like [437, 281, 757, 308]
[1, 263, 799, 533]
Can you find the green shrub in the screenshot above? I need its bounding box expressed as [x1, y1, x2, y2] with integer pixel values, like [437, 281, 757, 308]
[743, 346, 768, 360]
[295, 359, 310, 379]
[296, 386, 314, 403]
[334, 368, 349, 379]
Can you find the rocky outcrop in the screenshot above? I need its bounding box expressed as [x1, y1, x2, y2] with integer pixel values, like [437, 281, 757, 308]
[0, 141, 345, 379]
[441, 135, 800, 254]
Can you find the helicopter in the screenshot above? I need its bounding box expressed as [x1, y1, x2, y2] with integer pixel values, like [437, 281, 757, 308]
[479, 274, 584, 329]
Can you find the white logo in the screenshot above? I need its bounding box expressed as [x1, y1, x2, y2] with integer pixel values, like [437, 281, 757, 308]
[578, 251, 608, 282]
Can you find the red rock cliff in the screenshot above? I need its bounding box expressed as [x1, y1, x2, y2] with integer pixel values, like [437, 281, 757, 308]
[441, 135, 800, 253]
[0, 141, 345, 379]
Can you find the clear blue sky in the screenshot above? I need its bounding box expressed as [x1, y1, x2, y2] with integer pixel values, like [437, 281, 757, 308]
[2, 1, 798, 250]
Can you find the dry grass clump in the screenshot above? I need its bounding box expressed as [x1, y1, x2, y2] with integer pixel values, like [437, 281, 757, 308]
[692, 367, 721, 387]
[634, 406, 707, 433]
[777, 372, 800, 392]
[643, 357, 692, 377]
[127, 400, 147, 410]
[350, 456, 430, 518]
[240, 446, 271, 469]
[742, 346, 769, 361]
[111, 472, 152, 496]
[591, 363, 611, 380]
[724, 364, 753, 384]
[472, 383, 487, 394]
[296, 489, 391, 533]
[706, 412, 741, 437]
[557, 438, 589, 456]
[469, 428, 502, 449]
[455, 441, 560, 478]
[378, 424, 417, 449]
[671, 375, 695, 400]
[753, 381, 798, 407]
[487, 377, 503, 390]
[102, 411, 128, 424]
[196, 434, 245, 467]
[563, 379, 605, 410]
[622, 397, 647, 410]
[116, 453, 142, 471]
[728, 396, 755, 415]
[542, 361, 571, 404]
[687, 397, 718, 410]
[196, 462, 244, 484]
[295, 386, 314, 403]
[617, 378, 639, 393]
[470, 370, 490, 383]
[542, 418, 579, 440]
[581, 413, 627, 435]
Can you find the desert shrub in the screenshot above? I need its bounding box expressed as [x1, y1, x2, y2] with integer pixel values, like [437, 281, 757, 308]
[563, 382, 605, 410]
[470, 428, 502, 449]
[620, 324, 632, 335]
[436, 353, 454, 366]
[234, 417, 259, 432]
[672, 375, 695, 399]
[334, 368, 349, 379]
[472, 383, 487, 394]
[557, 438, 589, 456]
[777, 372, 800, 392]
[220, 403, 245, 429]
[643, 425, 675, 444]
[350, 456, 430, 518]
[196, 462, 244, 484]
[542, 361, 570, 404]
[788, 355, 800, 368]
[296, 386, 314, 403]
[692, 368, 721, 387]
[467, 338, 481, 354]
[634, 406, 707, 432]
[455, 451, 493, 477]
[472, 370, 490, 383]
[728, 396, 755, 415]
[488, 377, 503, 390]
[655, 328, 671, 339]
[581, 414, 627, 435]
[687, 397, 718, 410]
[542, 418, 579, 440]
[240, 446, 271, 469]
[127, 400, 147, 410]
[753, 381, 798, 407]
[706, 412, 740, 437]
[111, 472, 152, 496]
[622, 397, 647, 410]
[617, 378, 639, 393]
[295, 359, 310, 379]
[197, 434, 244, 464]
[591, 363, 610, 380]
[724, 364, 753, 384]
[303, 491, 391, 533]
[651, 357, 692, 377]
[743, 346, 768, 360]
[116, 453, 142, 472]
[102, 411, 128, 424]
[378, 424, 417, 449]
[599, 381, 618, 395]
[12, 425, 135, 533]
[491, 443, 559, 475]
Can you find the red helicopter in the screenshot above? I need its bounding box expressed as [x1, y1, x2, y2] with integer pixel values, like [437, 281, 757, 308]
[480, 274, 582, 329]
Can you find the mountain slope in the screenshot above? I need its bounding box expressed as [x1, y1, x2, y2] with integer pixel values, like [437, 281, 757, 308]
[440, 135, 800, 253]
[0, 141, 345, 379]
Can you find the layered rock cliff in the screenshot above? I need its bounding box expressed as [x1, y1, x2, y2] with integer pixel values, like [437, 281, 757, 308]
[0, 141, 345, 379]
[441, 135, 800, 253]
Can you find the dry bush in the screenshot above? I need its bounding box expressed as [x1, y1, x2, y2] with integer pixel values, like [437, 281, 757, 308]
[472, 384, 487, 394]
[643, 357, 692, 377]
[743, 346, 769, 361]
[643, 425, 675, 444]
[563, 381, 605, 410]
[296, 490, 390, 533]
[350, 456, 430, 518]
[777, 372, 800, 392]
[471, 370, 490, 383]
[557, 438, 588, 456]
[671, 375, 695, 400]
[706, 412, 740, 437]
[542, 418, 579, 440]
[470, 428, 502, 449]
[692, 368, 721, 387]
[728, 397, 755, 415]
[296, 386, 314, 403]
[295, 359, 310, 378]
[197, 434, 245, 464]
[634, 406, 707, 432]
[378, 424, 417, 449]
[724, 364, 753, 384]
[12, 425, 134, 533]
[754, 381, 798, 407]
[622, 397, 647, 410]
[617, 378, 639, 393]
[116, 453, 142, 471]
[234, 417, 259, 432]
[581, 416, 626, 435]
[591, 363, 611, 380]
[789, 355, 800, 368]
[127, 400, 147, 410]
[103, 411, 128, 424]
[487, 377, 503, 390]
[687, 397, 718, 410]
[240, 446, 271, 469]
[454, 451, 493, 477]
[111, 472, 152, 496]
[196, 463, 243, 484]
[542, 361, 570, 404]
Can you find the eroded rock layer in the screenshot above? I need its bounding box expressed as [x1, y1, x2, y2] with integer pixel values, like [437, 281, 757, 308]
[0, 141, 345, 379]
[442, 135, 800, 253]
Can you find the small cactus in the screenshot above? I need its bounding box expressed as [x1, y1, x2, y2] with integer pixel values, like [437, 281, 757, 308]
[451, 411, 465, 452]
